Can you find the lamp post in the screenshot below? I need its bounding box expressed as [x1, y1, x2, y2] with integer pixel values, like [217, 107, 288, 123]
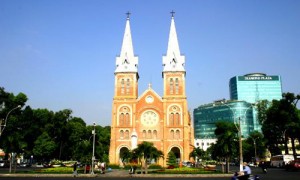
[91, 122, 96, 175]
[250, 137, 259, 163]
[1, 105, 21, 137]
[1, 105, 22, 173]
[221, 101, 253, 172]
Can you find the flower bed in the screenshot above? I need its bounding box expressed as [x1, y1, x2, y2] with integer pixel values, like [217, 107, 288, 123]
[150, 167, 221, 174]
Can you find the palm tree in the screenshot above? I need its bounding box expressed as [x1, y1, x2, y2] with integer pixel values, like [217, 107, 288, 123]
[132, 141, 164, 174]
[214, 121, 238, 173]
[189, 146, 205, 166]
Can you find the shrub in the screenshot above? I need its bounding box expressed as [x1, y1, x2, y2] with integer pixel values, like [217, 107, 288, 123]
[148, 164, 162, 169]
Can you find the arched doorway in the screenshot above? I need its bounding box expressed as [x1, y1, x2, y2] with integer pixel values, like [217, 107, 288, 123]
[170, 147, 181, 164]
[119, 147, 130, 166]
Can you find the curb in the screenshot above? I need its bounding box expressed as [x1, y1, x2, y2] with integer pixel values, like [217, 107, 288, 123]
[0, 173, 233, 178]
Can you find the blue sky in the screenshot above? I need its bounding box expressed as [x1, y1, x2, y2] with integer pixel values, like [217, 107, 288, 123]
[1, 0, 299, 126]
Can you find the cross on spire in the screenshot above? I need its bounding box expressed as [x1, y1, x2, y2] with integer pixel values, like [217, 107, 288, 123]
[170, 10, 175, 17]
[126, 11, 131, 19]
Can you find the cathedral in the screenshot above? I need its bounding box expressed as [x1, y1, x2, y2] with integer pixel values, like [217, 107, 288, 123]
[109, 13, 194, 167]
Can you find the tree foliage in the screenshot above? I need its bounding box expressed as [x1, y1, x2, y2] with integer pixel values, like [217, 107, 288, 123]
[132, 141, 163, 174]
[0, 87, 111, 164]
[166, 151, 177, 167]
[213, 121, 238, 173]
[260, 93, 300, 158]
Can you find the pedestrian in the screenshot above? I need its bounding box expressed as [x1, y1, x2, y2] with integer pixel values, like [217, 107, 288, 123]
[260, 161, 267, 173]
[100, 162, 106, 174]
[73, 161, 78, 177]
[237, 162, 251, 180]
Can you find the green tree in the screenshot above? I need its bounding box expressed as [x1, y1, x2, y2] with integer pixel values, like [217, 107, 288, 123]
[166, 151, 177, 167]
[262, 93, 300, 158]
[132, 141, 164, 174]
[33, 132, 57, 160]
[0, 87, 27, 157]
[0, 87, 113, 165]
[64, 117, 87, 160]
[119, 148, 132, 166]
[189, 146, 205, 164]
[243, 131, 265, 163]
[213, 121, 238, 173]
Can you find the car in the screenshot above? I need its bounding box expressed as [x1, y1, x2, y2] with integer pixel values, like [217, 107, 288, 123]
[285, 159, 300, 171]
[0, 160, 5, 167]
[19, 162, 31, 167]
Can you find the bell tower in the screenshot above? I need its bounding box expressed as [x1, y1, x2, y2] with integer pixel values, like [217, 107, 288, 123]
[109, 12, 139, 164]
[162, 11, 186, 99]
[162, 11, 193, 163]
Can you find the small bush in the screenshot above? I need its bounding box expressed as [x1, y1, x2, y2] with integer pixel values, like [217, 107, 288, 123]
[148, 164, 162, 169]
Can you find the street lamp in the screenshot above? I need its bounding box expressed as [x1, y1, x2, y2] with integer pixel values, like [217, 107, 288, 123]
[1, 105, 21, 137]
[91, 122, 96, 175]
[221, 101, 253, 172]
[250, 136, 259, 162]
[1, 104, 22, 173]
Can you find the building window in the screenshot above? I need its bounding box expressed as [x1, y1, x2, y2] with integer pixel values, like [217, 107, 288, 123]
[147, 130, 152, 139]
[121, 79, 125, 94]
[170, 78, 174, 94]
[169, 113, 174, 126]
[175, 78, 179, 94]
[170, 130, 174, 139]
[169, 105, 181, 126]
[142, 130, 146, 138]
[153, 130, 157, 139]
[120, 130, 124, 139]
[119, 113, 124, 126]
[125, 130, 129, 139]
[126, 79, 130, 94]
[174, 113, 180, 126]
[119, 106, 131, 126]
[176, 130, 180, 139]
[125, 113, 130, 125]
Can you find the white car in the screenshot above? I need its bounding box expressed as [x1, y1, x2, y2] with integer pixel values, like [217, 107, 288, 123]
[0, 160, 5, 167]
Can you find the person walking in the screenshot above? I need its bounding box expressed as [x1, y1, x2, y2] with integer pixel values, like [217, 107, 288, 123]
[260, 161, 267, 173]
[73, 162, 78, 177]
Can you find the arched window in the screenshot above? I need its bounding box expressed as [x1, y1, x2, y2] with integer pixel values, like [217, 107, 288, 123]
[176, 130, 180, 139]
[169, 105, 181, 127]
[125, 130, 129, 139]
[147, 130, 152, 139]
[170, 130, 174, 139]
[175, 78, 179, 94]
[119, 113, 124, 126]
[121, 79, 125, 94]
[125, 113, 130, 125]
[120, 130, 124, 139]
[175, 113, 180, 125]
[153, 130, 157, 139]
[169, 113, 174, 126]
[119, 106, 131, 127]
[126, 79, 130, 94]
[170, 78, 174, 94]
[142, 130, 146, 138]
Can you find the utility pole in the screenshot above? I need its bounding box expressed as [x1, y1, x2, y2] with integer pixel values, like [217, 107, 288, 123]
[238, 117, 243, 172]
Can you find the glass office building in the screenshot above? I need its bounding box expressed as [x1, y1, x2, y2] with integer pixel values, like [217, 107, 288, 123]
[229, 73, 282, 103]
[229, 73, 282, 131]
[193, 100, 254, 139]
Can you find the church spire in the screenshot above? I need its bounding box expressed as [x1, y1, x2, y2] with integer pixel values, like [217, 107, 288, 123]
[162, 11, 185, 72]
[115, 12, 138, 73]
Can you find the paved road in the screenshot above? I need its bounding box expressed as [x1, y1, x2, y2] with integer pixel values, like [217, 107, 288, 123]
[0, 166, 299, 180]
